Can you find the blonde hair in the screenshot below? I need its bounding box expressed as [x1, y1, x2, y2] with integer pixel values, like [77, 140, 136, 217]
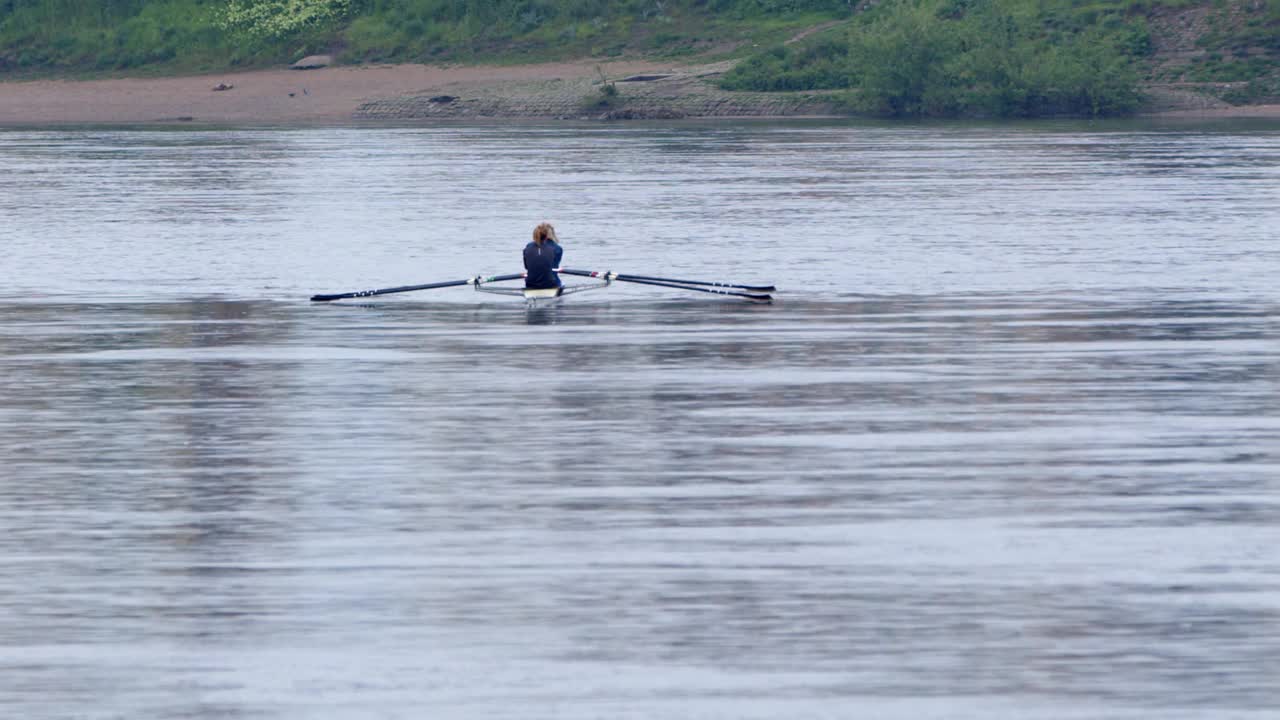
[532, 222, 558, 246]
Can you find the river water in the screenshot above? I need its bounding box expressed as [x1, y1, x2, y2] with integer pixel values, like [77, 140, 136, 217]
[2, 121, 1279, 718]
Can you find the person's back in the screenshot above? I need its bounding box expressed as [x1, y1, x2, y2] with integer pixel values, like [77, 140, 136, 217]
[524, 223, 562, 289]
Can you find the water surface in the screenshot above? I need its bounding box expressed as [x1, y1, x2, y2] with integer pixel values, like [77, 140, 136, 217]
[2, 121, 1279, 719]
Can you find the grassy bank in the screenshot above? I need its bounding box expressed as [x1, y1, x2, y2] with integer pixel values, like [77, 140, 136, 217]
[720, 0, 1280, 117]
[0, 0, 842, 73]
[722, 0, 1148, 117]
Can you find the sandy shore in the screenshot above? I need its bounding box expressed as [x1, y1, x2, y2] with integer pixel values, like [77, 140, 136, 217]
[2, 61, 1278, 124]
[1147, 104, 1280, 119]
[0, 60, 673, 125]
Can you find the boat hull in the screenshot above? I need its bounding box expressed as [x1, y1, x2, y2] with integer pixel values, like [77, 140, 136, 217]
[523, 287, 565, 308]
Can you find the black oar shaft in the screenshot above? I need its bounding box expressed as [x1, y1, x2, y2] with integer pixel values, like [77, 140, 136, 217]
[619, 273, 774, 292]
[619, 276, 772, 302]
[560, 268, 774, 292]
[559, 269, 771, 302]
[310, 273, 524, 302]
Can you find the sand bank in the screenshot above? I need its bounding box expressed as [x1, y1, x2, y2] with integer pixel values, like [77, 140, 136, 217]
[0, 60, 671, 125]
[2, 61, 1277, 124]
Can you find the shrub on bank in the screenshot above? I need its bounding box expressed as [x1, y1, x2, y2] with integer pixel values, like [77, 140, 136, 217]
[720, 0, 1146, 117]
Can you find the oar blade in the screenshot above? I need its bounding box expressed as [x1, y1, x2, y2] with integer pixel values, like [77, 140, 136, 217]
[310, 292, 355, 302]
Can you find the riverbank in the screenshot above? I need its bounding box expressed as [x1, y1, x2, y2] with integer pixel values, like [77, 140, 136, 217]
[0, 60, 674, 125]
[3, 60, 1279, 124]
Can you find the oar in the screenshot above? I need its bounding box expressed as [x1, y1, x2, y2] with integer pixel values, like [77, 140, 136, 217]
[560, 268, 774, 293]
[559, 269, 772, 302]
[310, 273, 525, 302]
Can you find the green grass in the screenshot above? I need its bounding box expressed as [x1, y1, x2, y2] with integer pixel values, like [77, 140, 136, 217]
[0, 0, 851, 73]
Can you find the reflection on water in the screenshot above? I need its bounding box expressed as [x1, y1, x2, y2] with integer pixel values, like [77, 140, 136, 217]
[2, 294, 1278, 719]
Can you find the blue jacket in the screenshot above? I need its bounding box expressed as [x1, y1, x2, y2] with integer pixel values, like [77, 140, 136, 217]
[523, 241, 562, 289]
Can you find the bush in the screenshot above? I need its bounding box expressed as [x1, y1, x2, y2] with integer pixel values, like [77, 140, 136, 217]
[720, 39, 851, 91]
[721, 0, 1144, 117]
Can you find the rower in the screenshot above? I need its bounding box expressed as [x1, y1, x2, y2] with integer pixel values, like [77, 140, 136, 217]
[523, 223, 563, 290]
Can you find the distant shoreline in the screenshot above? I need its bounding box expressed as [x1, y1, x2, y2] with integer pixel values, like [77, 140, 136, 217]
[3, 62, 1279, 125]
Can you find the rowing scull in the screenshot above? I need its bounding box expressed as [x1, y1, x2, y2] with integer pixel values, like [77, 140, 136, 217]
[310, 268, 774, 305]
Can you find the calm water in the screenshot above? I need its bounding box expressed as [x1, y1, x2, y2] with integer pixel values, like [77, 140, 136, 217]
[2, 121, 1279, 719]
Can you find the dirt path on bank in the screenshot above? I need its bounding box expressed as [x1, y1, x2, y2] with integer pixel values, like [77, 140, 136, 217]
[0, 60, 672, 125]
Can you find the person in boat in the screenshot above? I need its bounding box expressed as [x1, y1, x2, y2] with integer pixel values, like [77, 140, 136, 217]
[523, 222, 563, 290]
